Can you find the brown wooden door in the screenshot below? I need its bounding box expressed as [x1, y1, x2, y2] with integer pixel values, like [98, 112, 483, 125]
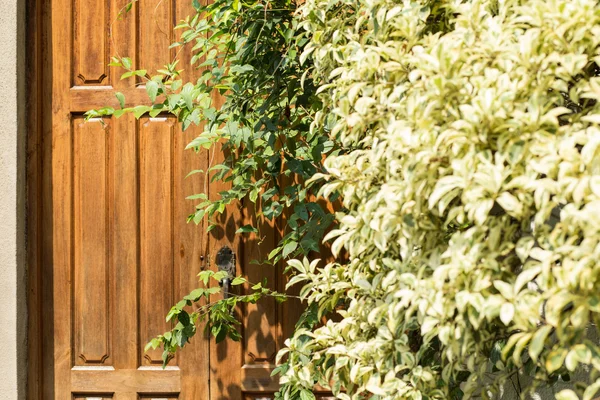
[28, 0, 303, 398]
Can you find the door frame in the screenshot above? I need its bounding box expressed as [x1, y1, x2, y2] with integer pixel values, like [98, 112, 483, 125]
[26, 0, 49, 397]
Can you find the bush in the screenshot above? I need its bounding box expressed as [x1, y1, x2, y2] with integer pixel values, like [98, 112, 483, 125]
[93, 0, 600, 398]
[278, 0, 600, 399]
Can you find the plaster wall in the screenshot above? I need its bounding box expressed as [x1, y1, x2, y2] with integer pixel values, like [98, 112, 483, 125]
[0, 0, 26, 397]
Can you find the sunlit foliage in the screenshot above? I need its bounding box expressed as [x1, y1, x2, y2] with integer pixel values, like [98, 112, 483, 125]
[278, 1, 600, 399]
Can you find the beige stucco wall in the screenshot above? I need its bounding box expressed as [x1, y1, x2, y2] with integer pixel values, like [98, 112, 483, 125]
[0, 0, 26, 398]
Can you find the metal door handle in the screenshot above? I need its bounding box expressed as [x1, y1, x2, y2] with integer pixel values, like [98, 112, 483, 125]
[215, 245, 236, 299]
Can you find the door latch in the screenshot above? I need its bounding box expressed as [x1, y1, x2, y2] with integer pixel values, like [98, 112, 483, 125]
[215, 246, 236, 299]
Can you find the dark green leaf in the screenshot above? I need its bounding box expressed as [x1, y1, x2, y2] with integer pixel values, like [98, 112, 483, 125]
[178, 310, 191, 326]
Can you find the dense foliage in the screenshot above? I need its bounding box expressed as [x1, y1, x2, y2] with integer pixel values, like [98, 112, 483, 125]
[91, 0, 600, 398]
[278, 0, 600, 399]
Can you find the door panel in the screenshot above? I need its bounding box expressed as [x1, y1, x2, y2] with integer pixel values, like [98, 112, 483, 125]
[72, 117, 111, 367]
[138, 116, 178, 367]
[32, 0, 293, 398]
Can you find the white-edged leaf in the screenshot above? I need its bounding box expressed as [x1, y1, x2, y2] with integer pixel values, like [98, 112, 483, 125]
[500, 303, 514, 325]
[556, 390, 579, 400]
[529, 325, 552, 362]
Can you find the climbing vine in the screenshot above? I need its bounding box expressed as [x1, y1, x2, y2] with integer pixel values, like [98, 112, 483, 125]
[86, 0, 338, 378]
[89, 0, 335, 261]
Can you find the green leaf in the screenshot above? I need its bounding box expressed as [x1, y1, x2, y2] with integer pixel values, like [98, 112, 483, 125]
[208, 164, 231, 172]
[108, 56, 122, 67]
[121, 57, 132, 70]
[236, 225, 258, 234]
[231, 276, 246, 285]
[144, 341, 153, 352]
[168, 94, 182, 109]
[249, 188, 259, 203]
[529, 325, 553, 362]
[114, 109, 126, 118]
[162, 350, 170, 366]
[212, 270, 228, 282]
[193, 209, 205, 224]
[300, 389, 316, 400]
[132, 105, 151, 119]
[171, 80, 183, 91]
[214, 324, 228, 343]
[181, 82, 195, 110]
[294, 204, 308, 221]
[186, 169, 204, 178]
[178, 310, 191, 326]
[184, 288, 206, 302]
[149, 104, 163, 118]
[282, 241, 298, 257]
[166, 307, 180, 322]
[274, 294, 287, 303]
[512, 333, 532, 366]
[546, 349, 568, 374]
[206, 286, 221, 295]
[263, 201, 283, 219]
[268, 247, 281, 260]
[146, 80, 159, 102]
[144, 337, 161, 352]
[186, 193, 208, 200]
[115, 92, 125, 108]
[198, 270, 213, 285]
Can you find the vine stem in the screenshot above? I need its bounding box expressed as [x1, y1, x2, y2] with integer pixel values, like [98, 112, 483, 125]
[192, 288, 303, 316]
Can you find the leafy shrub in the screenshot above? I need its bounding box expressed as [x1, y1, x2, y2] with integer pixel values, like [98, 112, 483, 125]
[93, 0, 600, 398]
[277, 0, 600, 399]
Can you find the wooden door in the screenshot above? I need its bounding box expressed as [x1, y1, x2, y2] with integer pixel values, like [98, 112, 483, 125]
[27, 0, 305, 398]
